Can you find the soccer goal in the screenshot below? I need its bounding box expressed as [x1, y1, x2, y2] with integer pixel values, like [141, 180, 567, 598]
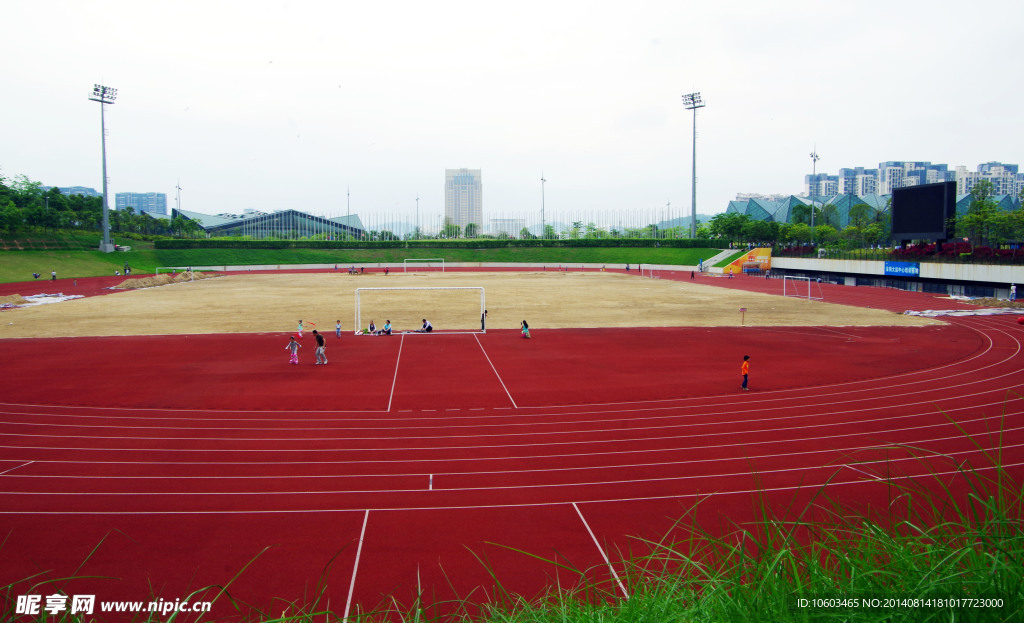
[783, 276, 824, 300]
[355, 286, 486, 334]
[639, 264, 660, 279]
[403, 258, 445, 272]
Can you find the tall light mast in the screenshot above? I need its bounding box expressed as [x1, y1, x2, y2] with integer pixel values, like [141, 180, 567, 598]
[682, 92, 705, 238]
[89, 84, 117, 252]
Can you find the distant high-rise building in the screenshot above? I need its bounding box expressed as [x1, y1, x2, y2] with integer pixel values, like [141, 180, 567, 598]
[876, 161, 954, 194]
[116, 192, 168, 215]
[40, 186, 101, 197]
[805, 172, 838, 197]
[444, 168, 482, 231]
[837, 167, 879, 195]
[956, 162, 1023, 197]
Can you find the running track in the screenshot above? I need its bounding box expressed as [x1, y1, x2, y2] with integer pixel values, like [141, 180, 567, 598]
[1, 272, 1022, 620]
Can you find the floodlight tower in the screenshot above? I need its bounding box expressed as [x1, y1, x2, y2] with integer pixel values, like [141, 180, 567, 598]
[89, 84, 117, 252]
[415, 193, 420, 239]
[540, 173, 546, 238]
[810, 148, 820, 241]
[682, 92, 705, 238]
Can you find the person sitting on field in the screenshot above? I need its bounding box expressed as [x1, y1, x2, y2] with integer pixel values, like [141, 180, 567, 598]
[377, 320, 392, 335]
[416, 319, 433, 333]
[367, 320, 377, 334]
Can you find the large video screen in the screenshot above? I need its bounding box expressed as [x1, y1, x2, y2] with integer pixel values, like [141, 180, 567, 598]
[891, 181, 956, 241]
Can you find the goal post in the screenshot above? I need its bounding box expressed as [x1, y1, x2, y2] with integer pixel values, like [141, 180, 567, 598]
[403, 258, 446, 272]
[783, 276, 824, 300]
[355, 286, 486, 334]
[639, 264, 660, 279]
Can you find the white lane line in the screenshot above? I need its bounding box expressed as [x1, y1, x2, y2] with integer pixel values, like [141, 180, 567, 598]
[1, 461, 1018, 515]
[387, 334, 405, 412]
[573, 502, 629, 599]
[343, 509, 370, 623]
[0, 461, 33, 476]
[473, 334, 517, 408]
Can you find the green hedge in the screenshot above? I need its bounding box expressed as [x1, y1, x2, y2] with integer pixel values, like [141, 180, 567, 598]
[154, 238, 716, 250]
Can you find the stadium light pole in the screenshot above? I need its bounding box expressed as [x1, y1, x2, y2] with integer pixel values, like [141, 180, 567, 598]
[415, 193, 420, 240]
[89, 84, 117, 252]
[540, 173, 546, 239]
[682, 92, 704, 238]
[810, 148, 820, 243]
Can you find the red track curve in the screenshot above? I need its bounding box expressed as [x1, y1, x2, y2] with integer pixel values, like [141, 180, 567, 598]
[1, 273, 1021, 620]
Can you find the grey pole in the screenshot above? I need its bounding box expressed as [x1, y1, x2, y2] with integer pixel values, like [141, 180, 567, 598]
[89, 84, 117, 252]
[682, 92, 705, 238]
[540, 173, 546, 238]
[810, 148, 820, 242]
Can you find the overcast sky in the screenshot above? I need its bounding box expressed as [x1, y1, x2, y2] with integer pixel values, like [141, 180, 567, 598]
[3, 0, 1022, 228]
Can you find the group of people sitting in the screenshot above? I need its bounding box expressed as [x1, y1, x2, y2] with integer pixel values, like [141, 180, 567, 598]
[365, 318, 433, 335]
[363, 318, 531, 337]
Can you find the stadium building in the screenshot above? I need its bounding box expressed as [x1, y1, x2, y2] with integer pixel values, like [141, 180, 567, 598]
[173, 208, 364, 240]
[726, 193, 1021, 228]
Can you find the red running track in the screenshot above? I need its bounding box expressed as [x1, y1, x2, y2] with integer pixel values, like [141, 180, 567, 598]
[1, 274, 1022, 620]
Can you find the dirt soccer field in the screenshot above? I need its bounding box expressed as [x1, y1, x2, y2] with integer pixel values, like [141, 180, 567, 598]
[0, 271, 939, 338]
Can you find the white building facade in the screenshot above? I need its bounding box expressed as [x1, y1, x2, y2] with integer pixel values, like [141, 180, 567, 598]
[444, 168, 482, 230]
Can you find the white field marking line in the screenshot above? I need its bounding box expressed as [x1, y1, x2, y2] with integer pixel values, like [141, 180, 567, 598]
[3, 371, 1021, 437]
[0, 321, 1006, 425]
[3, 408, 1021, 461]
[343, 509, 369, 623]
[16, 408, 1015, 468]
[0, 461, 33, 476]
[0, 318, 1002, 419]
[0, 401, 386, 415]
[3, 461, 1021, 515]
[753, 326, 871, 341]
[6, 442, 1016, 496]
[2, 361, 1018, 435]
[573, 502, 629, 599]
[3, 370, 1019, 435]
[386, 334, 405, 412]
[473, 333, 517, 408]
[16, 435, 1022, 482]
[5, 390, 1021, 445]
[843, 464, 884, 481]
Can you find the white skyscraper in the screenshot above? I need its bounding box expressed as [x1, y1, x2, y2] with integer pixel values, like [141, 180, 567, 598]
[444, 168, 482, 231]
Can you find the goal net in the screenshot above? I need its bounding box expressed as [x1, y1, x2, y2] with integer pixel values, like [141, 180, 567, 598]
[783, 276, 824, 300]
[403, 258, 445, 272]
[355, 287, 486, 334]
[639, 264, 660, 279]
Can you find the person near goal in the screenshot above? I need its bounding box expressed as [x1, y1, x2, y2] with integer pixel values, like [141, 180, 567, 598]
[378, 320, 392, 335]
[367, 319, 377, 334]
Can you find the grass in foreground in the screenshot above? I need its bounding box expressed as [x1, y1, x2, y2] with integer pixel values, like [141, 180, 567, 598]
[3, 419, 1020, 623]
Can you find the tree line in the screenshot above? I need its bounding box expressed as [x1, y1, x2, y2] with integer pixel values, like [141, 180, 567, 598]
[0, 172, 201, 237]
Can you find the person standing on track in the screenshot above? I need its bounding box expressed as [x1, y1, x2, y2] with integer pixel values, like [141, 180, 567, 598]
[297, 320, 304, 338]
[335, 320, 342, 339]
[313, 330, 327, 365]
[286, 336, 302, 365]
[741, 355, 750, 391]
